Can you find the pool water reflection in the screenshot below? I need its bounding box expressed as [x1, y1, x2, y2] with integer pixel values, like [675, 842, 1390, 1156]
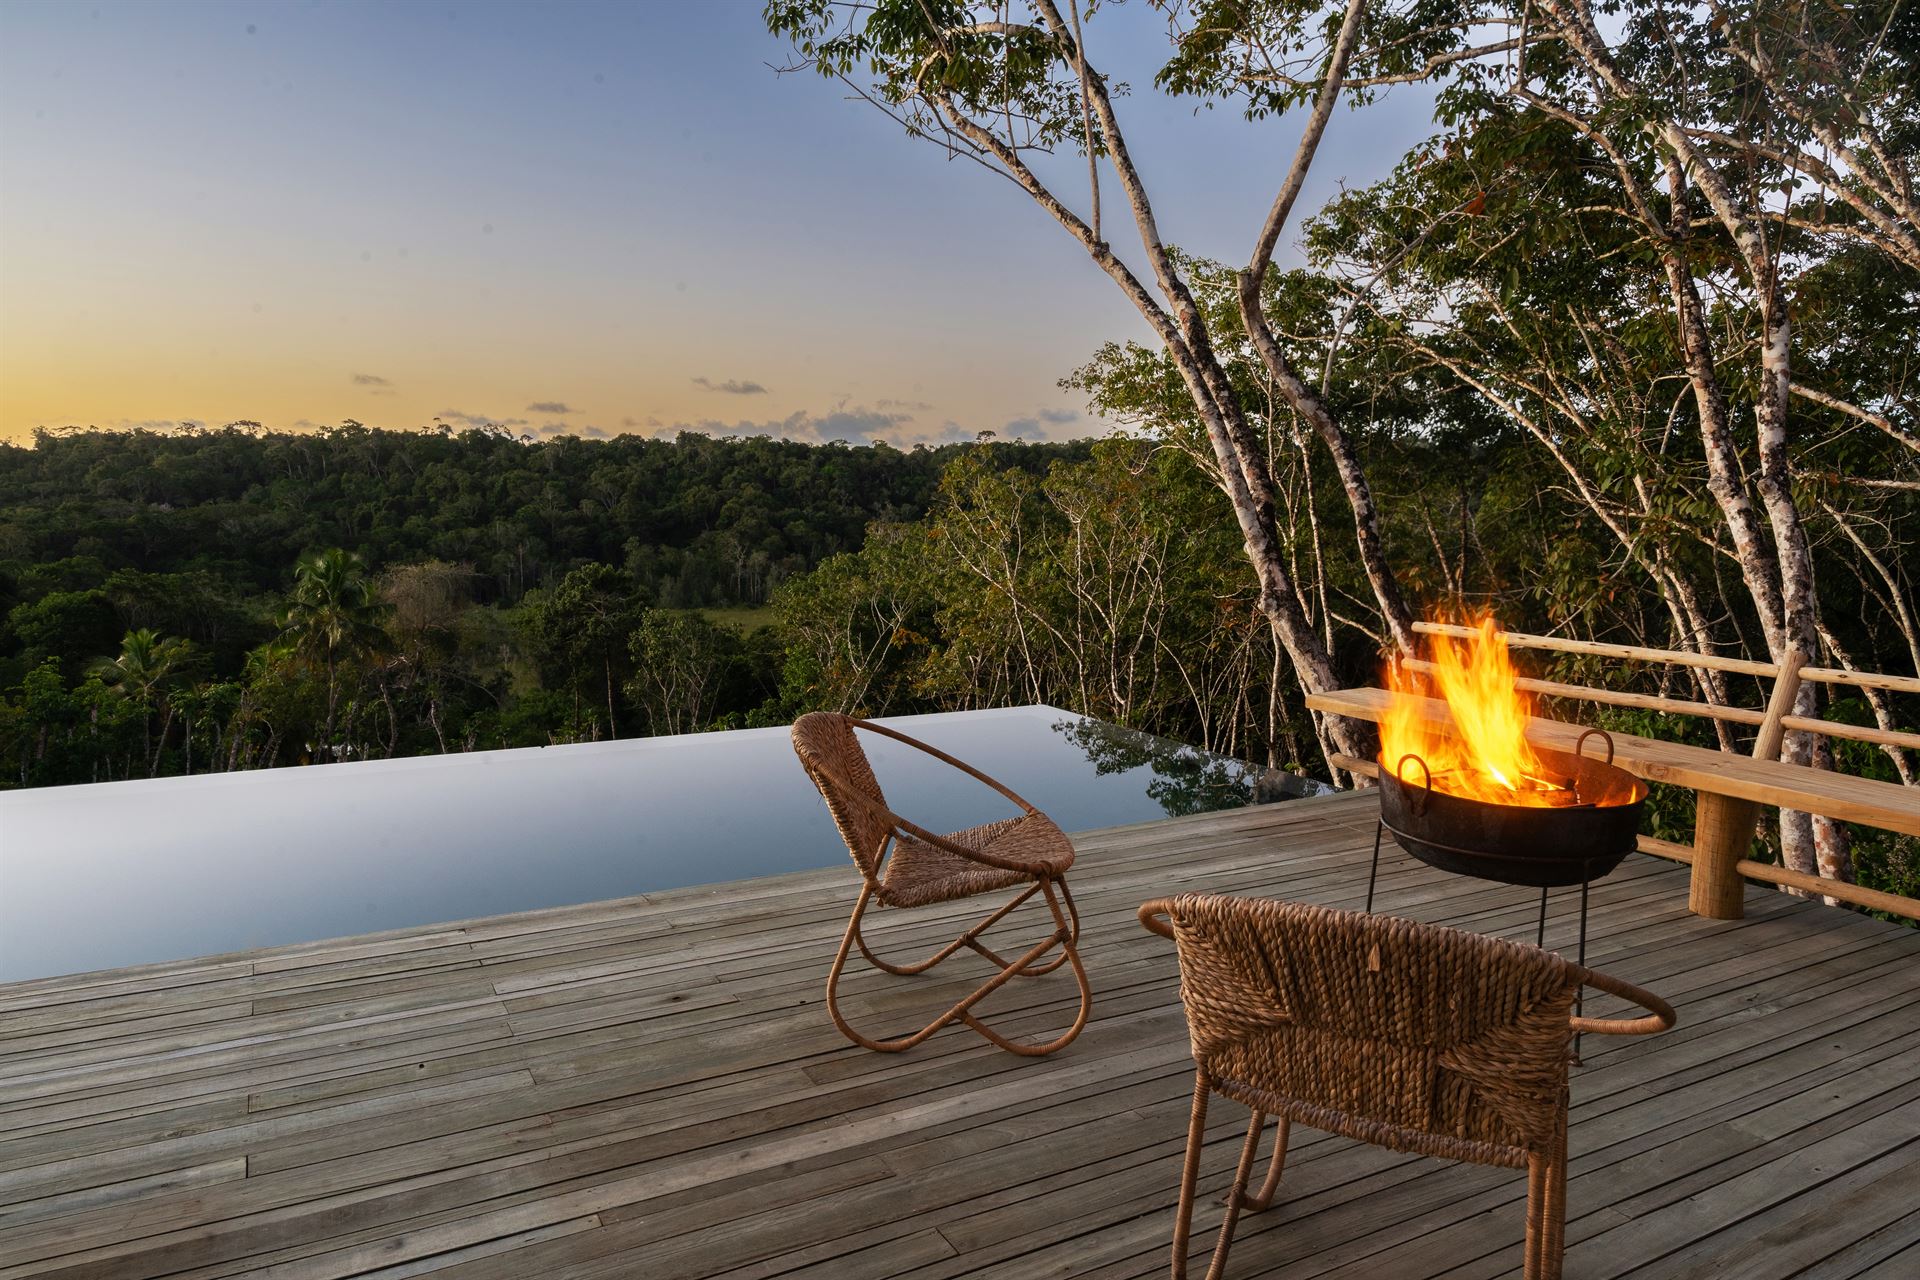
[0, 705, 1326, 982]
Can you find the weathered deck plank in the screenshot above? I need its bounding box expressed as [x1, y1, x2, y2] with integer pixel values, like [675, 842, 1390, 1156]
[3, 790, 1918, 1278]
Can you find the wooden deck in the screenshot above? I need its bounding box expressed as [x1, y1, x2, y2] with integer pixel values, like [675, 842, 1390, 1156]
[4, 790, 1920, 1279]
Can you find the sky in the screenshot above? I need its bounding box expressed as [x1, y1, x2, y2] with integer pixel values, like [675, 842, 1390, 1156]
[0, 0, 1440, 447]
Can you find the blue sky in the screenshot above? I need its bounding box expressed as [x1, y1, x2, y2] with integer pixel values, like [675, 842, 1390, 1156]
[0, 0, 1440, 443]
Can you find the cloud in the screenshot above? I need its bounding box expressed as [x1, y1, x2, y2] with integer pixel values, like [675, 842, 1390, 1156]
[995, 408, 1080, 440]
[436, 408, 529, 429]
[692, 377, 770, 395]
[351, 373, 392, 387]
[530, 422, 613, 440]
[638, 406, 915, 446]
[526, 400, 575, 414]
[112, 418, 208, 432]
[510, 401, 1097, 448]
[649, 407, 1011, 448]
[875, 397, 935, 412]
[796, 408, 913, 443]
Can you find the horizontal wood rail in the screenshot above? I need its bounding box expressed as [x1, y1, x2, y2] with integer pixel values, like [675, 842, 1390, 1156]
[1414, 621, 1920, 698]
[1629, 838, 1919, 917]
[1327, 752, 1378, 780]
[1636, 836, 1694, 864]
[1403, 655, 1920, 754]
[1398, 657, 1770, 729]
[1415, 621, 1777, 678]
[1736, 859, 1920, 917]
[1777, 715, 1920, 752]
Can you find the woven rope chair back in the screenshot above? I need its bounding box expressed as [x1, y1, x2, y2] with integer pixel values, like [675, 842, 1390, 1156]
[1162, 892, 1580, 1166]
[791, 712, 894, 883]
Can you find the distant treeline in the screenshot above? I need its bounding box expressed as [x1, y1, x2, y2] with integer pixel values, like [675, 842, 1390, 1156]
[0, 424, 1089, 785]
[0, 423, 1086, 609]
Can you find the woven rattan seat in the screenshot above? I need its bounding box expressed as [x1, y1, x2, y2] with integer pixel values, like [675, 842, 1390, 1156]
[882, 812, 1074, 908]
[1140, 891, 1675, 1280]
[792, 712, 1092, 1055]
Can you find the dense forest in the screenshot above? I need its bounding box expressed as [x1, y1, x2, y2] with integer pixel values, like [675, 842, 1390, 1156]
[0, 425, 1094, 775]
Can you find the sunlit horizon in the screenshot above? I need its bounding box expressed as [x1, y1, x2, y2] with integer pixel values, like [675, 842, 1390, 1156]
[0, 1, 1432, 447]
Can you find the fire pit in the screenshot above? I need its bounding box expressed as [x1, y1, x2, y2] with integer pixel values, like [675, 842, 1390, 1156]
[1377, 730, 1648, 889]
[1362, 618, 1650, 973]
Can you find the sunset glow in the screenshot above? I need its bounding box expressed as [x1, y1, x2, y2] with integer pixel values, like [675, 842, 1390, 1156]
[0, 2, 1432, 445]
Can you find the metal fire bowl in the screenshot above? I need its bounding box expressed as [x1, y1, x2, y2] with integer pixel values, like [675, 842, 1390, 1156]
[1376, 737, 1649, 889]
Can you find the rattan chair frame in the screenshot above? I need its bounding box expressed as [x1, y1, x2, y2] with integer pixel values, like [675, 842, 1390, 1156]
[1139, 893, 1675, 1280]
[793, 713, 1093, 1056]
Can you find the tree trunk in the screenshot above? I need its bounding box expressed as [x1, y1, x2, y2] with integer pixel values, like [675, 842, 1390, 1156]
[604, 655, 619, 739]
[1660, 159, 1789, 657]
[932, 94, 1370, 763]
[1239, 275, 1416, 654]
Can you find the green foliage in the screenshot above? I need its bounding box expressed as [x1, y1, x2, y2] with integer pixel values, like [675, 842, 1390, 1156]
[0, 428, 1086, 784]
[0, 424, 1085, 612]
[625, 610, 754, 736]
[0, 660, 144, 787]
[767, 522, 942, 719]
[521, 563, 650, 739]
[7, 591, 122, 680]
[764, 0, 1083, 149]
[764, 438, 1309, 765]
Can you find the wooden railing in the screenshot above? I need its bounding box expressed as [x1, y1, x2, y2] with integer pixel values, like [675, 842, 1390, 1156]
[1319, 622, 1920, 923]
[1412, 621, 1920, 754]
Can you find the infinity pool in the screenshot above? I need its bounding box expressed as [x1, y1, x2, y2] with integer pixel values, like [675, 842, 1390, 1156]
[0, 706, 1324, 982]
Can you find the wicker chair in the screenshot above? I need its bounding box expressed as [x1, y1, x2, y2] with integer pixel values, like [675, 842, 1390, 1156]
[1138, 892, 1674, 1280]
[791, 712, 1092, 1055]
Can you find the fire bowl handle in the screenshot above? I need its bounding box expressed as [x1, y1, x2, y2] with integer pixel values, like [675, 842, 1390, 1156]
[1574, 727, 1616, 767]
[1393, 753, 1434, 817]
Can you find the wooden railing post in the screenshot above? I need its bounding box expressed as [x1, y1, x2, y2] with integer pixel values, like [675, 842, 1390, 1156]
[1688, 793, 1758, 919]
[1750, 651, 1806, 763]
[1688, 651, 1805, 920]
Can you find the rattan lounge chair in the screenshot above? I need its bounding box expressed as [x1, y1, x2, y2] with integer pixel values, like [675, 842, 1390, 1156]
[791, 712, 1092, 1055]
[1138, 892, 1675, 1280]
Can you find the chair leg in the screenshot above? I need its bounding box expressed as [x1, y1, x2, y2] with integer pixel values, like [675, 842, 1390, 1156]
[1171, 1071, 1209, 1280]
[1542, 1097, 1569, 1280]
[961, 877, 1091, 1056]
[1239, 1115, 1290, 1212]
[826, 885, 940, 1053]
[1525, 1151, 1549, 1280]
[828, 878, 1090, 1056]
[1171, 1076, 1282, 1280]
[996, 874, 1082, 976]
[855, 882, 1041, 975]
[1525, 1111, 1569, 1280]
[1200, 1108, 1268, 1280]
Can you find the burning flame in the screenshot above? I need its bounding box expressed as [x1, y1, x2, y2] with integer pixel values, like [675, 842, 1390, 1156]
[1381, 617, 1570, 808]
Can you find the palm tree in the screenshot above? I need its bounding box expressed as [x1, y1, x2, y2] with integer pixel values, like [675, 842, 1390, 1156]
[280, 549, 390, 751]
[93, 628, 195, 776]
